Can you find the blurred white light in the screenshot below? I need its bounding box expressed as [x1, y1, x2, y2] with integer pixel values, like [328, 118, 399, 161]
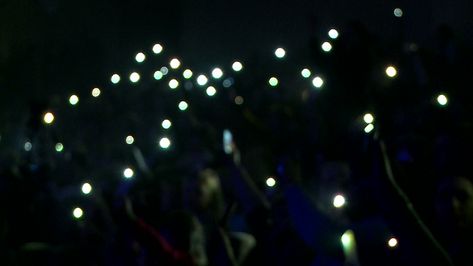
[125, 135, 134, 145]
[437, 94, 448, 106]
[223, 78, 233, 88]
[130, 72, 140, 83]
[301, 68, 311, 78]
[154, 70, 163, 80]
[183, 69, 193, 79]
[69, 95, 79, 105]
[24, 141, 32, 151]
[111, 74, 121, 84]
[333, 194, 346, 208]
[135, 52, 146, 63]
[159, 137, 171, 149]
[197, 75, 208, 86]
[388, 237, 398, 248]
[232, 61, 243, 72]
[269, 77, 279, 87]
[275, 48, 286, 58]
[234, 96, 244, 105]
[162, 119, 172, 129]
[363, 113, 374, 124]
[55, 143, 64, 152]
[328, 29, 339, 39]
[43, 112, 55, 124]
[73, 207, 83, 219]
[169, 79, 179, 89]
[212, 68, 224, 79]
[312, 76, 324, 88]
[266, 177, 276, 187]
[206, 86, 217, 96]
[170, 58, 181, 69]
[123, 168, 134, 179]
[364, 123, 375, 133]
[161, 67, 169, 75]
[91, 88, 101, 97]
[322, 42, 333, 52]
[81, 183, 92, 195]
[178, 101, 188, 111]
[385, 66, 397, 78]
[152, 43, 163, 54]
[341, 230, 355, 248]
[394, 8, 403, 17]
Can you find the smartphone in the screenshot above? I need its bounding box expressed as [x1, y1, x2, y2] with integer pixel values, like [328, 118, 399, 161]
[223, 129, 233, 154]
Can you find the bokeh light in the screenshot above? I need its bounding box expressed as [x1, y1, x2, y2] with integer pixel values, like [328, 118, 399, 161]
[183, 69, 193, 79]
[125, 135, 134, 145]
[91, 88, 101, 97]
[328, 29, 339, 39]
[135, 52, 146, 63]
[266, 177, 276, 187]
[162, 119, 172, 129]
[312, 76, 324, 88]
[55, 143, 64, 152]
[81, 183, 92, 195]
[43, 112, 55, 124]
[73, 207, 83, 219]
[206, 86, 217, 96]
[159, 137, 171, 149]
[160, 67, 169, 75]
[301, 68, 311, 78]
[154, 70, 164, 80]
[129, 72, 140, 83]
[111, 74, 121, 84]
[178, 101, 188, 111]
[341, 230, 355, 250]
[275, 48, 286, 58]
[69, 95, 79, 105]
[388, 237, 398, 248]
[333, 194, 346, 208]
[364, 124, 375, 133]
[232, 61, 243, 72]
[169, 79, 179, 89]
[212, 68, 224, 79]
[385, 66, 397, 78]
[234, 96, 244, 105]
[123, 168, 134, 179]
[394, 8, 403, 17]
[170, 58, 181, 69]
[269, 77, 279, 87]
[197, 75, 208, 86]
[437, 94, 448, 106]
[322, 42, 333, 52]
[24, 141, 32, 151]
[363, 113, 374, 124]
[152, 43, 163, 54]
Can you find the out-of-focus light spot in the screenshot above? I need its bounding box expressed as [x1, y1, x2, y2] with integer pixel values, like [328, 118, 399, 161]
[275, 48, 286, 58]
[223, 78, 233, 88]
[183, 69, 193, 79]
[170, 58, 181, 69]
[161, 67, 169, 75]
[269, 77, 279, 87]
[385, 66, 397, 78]
[69, 95, 79, 105]
[312, 76, 324, 88]
[206, 86, 217, 96]
[159, 137, 171, 149]
[91, 88, 101, 97]
[81, 183, 92, 195]
[363, 113, 374, 124]
[333, 194, 346, 208]
[130, 72, 140, 83]
[55, 143, 64, 152]
[123, 168, 134, 179]
[169, 79, 179, 89]
[232, 61, 243, 72]
[152, 43, 163, 54]
[235, 96, 244, 105]
[212, 68, 224, 79]
[322, 42, 333, 52]
[73, 207, 83, 219]
[301, 68, 311, 78]
[111, 74, 121, 84]
[24, 141, 32, 151]
[437, 94, 448, 106]
[394, 8, 403, 17]
[43, 112, 55, 124]
[154, 70, 163, 80]
[364, 123, 375, 133]
[125, 135, 134, 145]
[178, 101, 188, 111]
[266, 177, 276, 187]
[388, 237, 398, 248]
[328, 29, 339, 39]
[197, 75, 208, 86]
[162, 119, 172, 129]
[341, 230, 355, 250]
[135, 52, 146, 63]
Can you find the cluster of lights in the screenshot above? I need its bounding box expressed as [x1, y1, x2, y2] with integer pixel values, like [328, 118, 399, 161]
[363, 113, 375, 134]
